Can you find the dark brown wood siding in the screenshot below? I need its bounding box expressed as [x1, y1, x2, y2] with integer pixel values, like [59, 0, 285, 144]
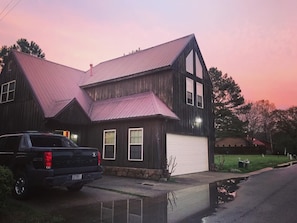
[85, 70, 174, 109]
[0, 55, 45, 134]
[87, 118, 167, 169]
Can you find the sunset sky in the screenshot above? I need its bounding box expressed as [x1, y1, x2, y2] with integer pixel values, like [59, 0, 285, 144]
[0, 0, 296, 109]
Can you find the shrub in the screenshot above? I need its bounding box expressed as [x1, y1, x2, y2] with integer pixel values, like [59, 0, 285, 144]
[0, 166, 14, 207]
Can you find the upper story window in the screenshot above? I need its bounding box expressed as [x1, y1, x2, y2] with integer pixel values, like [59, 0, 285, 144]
[186, 50, 194, 74]
[186, 50, 203, 79]
[196, 82, 204, 108]
[0, 80, 16, 104]
[103, 129, 116, 160]
[186, 77, 194, 105]
[195, 53, 203, 79]
[128, 128, 143, 161]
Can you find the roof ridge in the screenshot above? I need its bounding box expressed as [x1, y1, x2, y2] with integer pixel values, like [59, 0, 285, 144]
[91, 34, 195, 68]
[12, 50, 85, 72]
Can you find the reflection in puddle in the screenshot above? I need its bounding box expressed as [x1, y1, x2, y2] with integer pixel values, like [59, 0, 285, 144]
[53, 177, 247, 223]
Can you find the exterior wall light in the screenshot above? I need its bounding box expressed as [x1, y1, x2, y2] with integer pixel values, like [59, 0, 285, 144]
[195, 117, 202, 124]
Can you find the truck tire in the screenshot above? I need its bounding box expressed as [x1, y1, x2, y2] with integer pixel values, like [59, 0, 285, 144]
[67, 183, 84, 192]
[13, 172, 30, 200]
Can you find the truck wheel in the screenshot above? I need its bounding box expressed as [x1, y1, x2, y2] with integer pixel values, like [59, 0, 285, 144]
[13, 173, 30, 200]
[67, 183, 84, 192]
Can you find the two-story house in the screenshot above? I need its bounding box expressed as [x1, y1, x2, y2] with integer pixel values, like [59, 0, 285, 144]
[0, 34, 214, 179]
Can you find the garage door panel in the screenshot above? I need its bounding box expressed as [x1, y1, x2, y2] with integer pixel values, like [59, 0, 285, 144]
[167, 134, 209, 176]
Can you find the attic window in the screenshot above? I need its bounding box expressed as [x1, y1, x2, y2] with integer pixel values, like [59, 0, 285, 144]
[195, 53, 203, 78]
[186, 50, 194, 74]
[0, 80, 16, 103]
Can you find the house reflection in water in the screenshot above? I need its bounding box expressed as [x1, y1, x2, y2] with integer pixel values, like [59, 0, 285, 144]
[100, 184, 218, 223]
[56, 178, 245, 222]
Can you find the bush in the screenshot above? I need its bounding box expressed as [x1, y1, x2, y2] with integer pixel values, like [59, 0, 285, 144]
[0, 166, 14, 207]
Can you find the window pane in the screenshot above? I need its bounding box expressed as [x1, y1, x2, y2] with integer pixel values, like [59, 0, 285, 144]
[1, 93, 7, 102]
[197, 95, 203, 107]
[104, 145, 115, 159]
[195, 53, 203, 78]
[9, 82, 15, 90]
[2, 84, 8, 93]
[186, 50, 194, 74]
[130, 145, 142, 160]
[187, 92, 193, 104]
[8, 92, 14, 101]
[130, 130, 142, 144]
[186, 78, 194, 105]
[105, 131, 115, 144]
[196, 82, 203, 108]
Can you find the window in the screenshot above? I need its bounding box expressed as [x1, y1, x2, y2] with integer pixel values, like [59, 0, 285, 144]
[128, 128, 143, 161]
[196, 82, 204, 108]
[195, 53, 203, 78]
[0, 80, 16, 103]
[186, 50, 194, 74]
[103, 130, 116, 160]
[186, 77, 194, 105]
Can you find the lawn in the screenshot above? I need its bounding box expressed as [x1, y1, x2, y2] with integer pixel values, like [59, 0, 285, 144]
[215, 154, 293, 173]
[0, 199, 64, 223]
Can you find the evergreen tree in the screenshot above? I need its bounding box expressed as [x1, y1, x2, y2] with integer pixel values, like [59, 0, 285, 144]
[0, 38, 45, 69]
[209, 67, 250, 137]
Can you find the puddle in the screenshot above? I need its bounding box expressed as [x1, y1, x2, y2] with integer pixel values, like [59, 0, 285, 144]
[52, 177, 247, 223]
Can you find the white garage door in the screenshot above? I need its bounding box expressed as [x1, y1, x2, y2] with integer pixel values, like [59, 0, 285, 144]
[166, 133, 209, 176]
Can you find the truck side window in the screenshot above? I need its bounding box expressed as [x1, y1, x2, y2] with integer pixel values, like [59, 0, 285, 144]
[4, 136, 21, 151]
[0, 137, 6, 151]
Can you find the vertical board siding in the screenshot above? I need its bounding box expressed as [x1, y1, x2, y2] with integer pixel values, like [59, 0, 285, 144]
[88, 119, 166, 169]
[86, 70, 174, 109]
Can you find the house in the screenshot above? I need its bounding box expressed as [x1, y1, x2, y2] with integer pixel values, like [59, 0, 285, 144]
[215, 137, 266, 155]
[215, 137, 250, 147]
[0, 34, 214, 179]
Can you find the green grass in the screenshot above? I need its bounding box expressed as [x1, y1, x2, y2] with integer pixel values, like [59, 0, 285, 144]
[0, 198, 64, 223]
[215, 154, 293, 173]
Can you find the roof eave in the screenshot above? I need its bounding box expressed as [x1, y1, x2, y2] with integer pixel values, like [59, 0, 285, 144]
[80, 65, 171, 89]
[91, 113, 180, 123]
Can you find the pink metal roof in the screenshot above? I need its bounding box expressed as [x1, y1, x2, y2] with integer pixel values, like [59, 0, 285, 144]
[13, 51, 92, 118]
[12, 34, 192, 121]
[89, 92, 179, 122]
[81, 34, 194, 87]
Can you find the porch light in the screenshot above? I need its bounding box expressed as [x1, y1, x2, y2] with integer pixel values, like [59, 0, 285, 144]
[71, 134, 78, 142]
[195, 117, 202, 124]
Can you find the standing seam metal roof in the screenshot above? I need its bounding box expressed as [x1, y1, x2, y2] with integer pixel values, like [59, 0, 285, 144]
[12, 34, 195, 121]
[89, 92, 179, 121]
[80, 34, 194, 87]
[13, 51, 92, 118]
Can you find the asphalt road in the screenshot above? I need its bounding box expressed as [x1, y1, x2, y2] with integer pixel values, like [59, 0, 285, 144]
[203, 164, 297, 223]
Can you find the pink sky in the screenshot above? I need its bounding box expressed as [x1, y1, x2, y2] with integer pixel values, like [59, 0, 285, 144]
[0, 0, 296, 109]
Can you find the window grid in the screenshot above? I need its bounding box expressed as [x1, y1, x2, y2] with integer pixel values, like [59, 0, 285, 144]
[103, 129, 116, 160]
[186, 77, 194, 105]
[128, 128, 143, 161]
[196, 82, 204, 108]
[0, 80, 16, 103]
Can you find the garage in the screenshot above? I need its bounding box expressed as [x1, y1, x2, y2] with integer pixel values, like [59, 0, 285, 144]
[166, 133, 209, 176]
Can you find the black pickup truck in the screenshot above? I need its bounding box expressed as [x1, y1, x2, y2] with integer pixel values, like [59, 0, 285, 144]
[0, 132, 103, 199]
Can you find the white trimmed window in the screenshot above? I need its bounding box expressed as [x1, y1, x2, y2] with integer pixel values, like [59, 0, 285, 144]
[103, 129, 116, 160]
[195, 53, 203, 78]
[186, 77, 194, 105]
[0, 80, 16, 103]
[186, 50, 194, 74]
[196, 82, 204, 108]
[128, 128, 143, 161]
